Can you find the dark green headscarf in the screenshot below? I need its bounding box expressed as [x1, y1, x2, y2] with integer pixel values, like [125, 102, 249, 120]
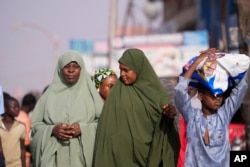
[93, 48, 179, 167]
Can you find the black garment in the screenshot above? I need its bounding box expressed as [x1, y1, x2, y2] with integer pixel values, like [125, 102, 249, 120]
[0, 152, 5, 167]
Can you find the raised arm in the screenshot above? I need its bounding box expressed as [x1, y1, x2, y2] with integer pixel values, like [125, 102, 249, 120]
[175, 48, 220, 120]
[183, 48, 219, 79]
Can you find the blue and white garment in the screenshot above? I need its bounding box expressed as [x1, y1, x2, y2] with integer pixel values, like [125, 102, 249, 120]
[0, 85, 4, 115]
[174, 76, 248, 167]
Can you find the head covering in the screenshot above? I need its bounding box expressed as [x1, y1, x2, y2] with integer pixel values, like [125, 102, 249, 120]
[31, 50, 103, 167]
[93, 48, 179, 167]
[92, 67, 117, 88]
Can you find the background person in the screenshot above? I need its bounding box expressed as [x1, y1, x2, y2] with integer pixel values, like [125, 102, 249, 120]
[92, 67, 117, 101]
[1, 95, 26, 167]
[15, 93, 37, 167]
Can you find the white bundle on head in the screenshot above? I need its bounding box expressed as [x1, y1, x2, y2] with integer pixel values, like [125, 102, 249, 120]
[196, 53, 250, 94]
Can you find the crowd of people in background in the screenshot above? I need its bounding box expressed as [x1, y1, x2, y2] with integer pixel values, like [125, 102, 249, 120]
[0, 47, 249, 167]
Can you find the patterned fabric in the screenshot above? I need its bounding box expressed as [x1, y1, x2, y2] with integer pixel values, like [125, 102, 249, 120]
[174, 76, 248, 167]
[92, 68, 116, 88]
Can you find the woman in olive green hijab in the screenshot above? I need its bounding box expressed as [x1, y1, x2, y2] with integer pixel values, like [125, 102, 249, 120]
[93, 48, 180, 167]
[30, 50, 103, 167]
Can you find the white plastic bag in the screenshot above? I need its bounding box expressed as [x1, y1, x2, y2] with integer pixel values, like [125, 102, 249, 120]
[217, 53, 250, 78]
[196, 53, 250, 94]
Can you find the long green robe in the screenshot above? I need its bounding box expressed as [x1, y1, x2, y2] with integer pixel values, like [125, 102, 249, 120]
[30, 50, 103, 167]
[93, 48, 180, 167]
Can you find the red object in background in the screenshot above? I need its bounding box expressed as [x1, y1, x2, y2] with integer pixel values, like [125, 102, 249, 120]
[229, 123, 245, 143]
[177, 117, 187, 167]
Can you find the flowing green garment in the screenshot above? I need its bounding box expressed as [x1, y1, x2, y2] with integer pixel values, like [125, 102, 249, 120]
[31, 50, 103, 167]
[93, 48, 180, 167]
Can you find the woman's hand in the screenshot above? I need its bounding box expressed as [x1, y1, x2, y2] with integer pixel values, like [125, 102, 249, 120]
[162, 104, 177, 119]
[52, 122, 81, 140]
[52, 123, 73, 140]
[69, 123, 81, 138]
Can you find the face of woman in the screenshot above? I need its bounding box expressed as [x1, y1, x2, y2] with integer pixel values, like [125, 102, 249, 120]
[119, 63, 137, 85]
[99, 75, 117, 100]
[62, 61, 81, 84]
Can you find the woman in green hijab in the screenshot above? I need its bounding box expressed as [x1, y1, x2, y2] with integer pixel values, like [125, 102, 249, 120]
[30, 50, 103, 167]
[93, 48, 180, 167]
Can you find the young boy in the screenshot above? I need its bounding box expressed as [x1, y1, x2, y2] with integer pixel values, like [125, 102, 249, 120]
[174, 48, 248, 167]
[0, 95, 26, 167]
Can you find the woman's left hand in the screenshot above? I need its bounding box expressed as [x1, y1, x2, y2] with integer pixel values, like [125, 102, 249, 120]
[162, 104, 177, 119]
[69, 123, 81, 137]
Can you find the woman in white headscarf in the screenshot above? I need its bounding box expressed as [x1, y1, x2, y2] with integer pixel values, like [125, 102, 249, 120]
[31, 50, 103, 167]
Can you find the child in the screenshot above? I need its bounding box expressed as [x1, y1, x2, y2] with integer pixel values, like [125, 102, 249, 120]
[0, 95, 26, 167]
[92, 67, 118, 101]
[174, 48, 248, 167]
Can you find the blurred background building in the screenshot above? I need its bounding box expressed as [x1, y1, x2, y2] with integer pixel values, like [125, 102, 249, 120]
[2, 0, 249, 96]
[71, 0, 250, 150]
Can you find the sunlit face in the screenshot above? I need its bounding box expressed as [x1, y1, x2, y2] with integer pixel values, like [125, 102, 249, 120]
[99, 75, 117, 100]
[62, 61, 81, 84]
[119, 63, 137, 85]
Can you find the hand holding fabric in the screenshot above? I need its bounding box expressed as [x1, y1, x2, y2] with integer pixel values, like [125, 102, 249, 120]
[162, 104, 177, 119]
